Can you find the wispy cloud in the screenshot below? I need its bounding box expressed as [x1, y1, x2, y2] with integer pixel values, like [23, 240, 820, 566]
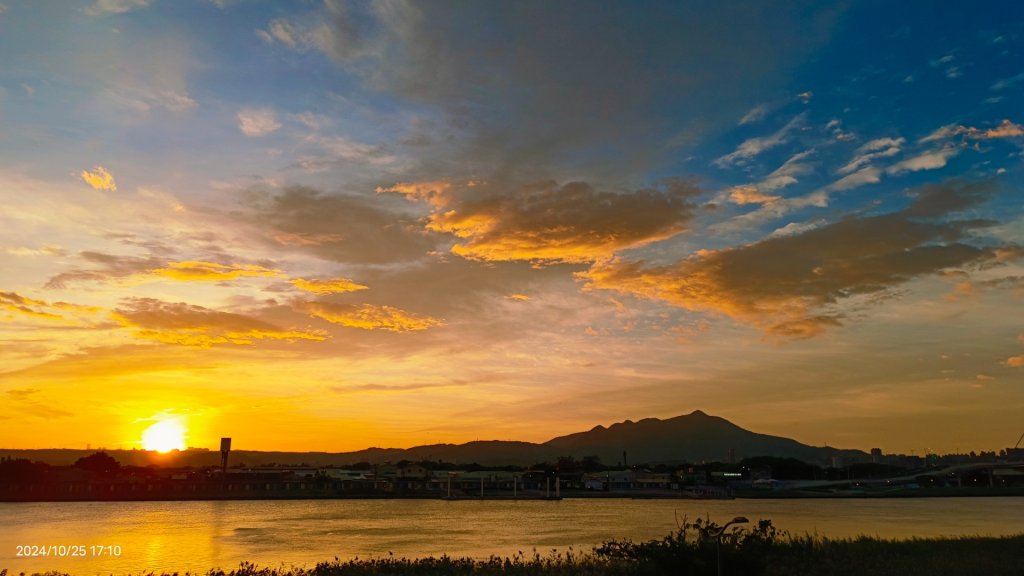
[714, 113, 806, 168]
[291, 277, 369, 295]
[113, 297, 327, 347]
[886, 145, 961, 175]
[297, 300, 442, 332]
[152, 261, 284, 282]
[920, 119, 1024, 143]
[839, 137, 904, 174]
[237, 107, 282, 137]
[85, 0, 149, 16]
[739, 103, 769, 125]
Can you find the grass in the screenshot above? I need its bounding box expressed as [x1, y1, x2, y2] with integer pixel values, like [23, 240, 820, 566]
[16, 519, 1024, 576]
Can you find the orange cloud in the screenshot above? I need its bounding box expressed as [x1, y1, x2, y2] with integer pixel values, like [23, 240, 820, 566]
[0, 291, 103, 324]
[113, 298, 327, 348]
[152, 261, 285, 282]
[506, 294, 530, 301]
[579, 180, 1006, 338]
[1007, 355, 1024, 368]
[728, 185, 780, 206]
[395, 179, 700, 265]
[297, 301, 442, 332]
[377, 180, 453, 207]
[80, 166, 117, 191]
[291, 277, 369, 295]
[979, 119, 1024, 139]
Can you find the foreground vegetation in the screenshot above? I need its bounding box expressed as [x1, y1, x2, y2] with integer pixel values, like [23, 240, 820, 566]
[20, 520, 1024, 576]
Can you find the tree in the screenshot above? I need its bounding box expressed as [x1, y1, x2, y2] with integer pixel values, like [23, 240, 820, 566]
[74, 451, 121, 475]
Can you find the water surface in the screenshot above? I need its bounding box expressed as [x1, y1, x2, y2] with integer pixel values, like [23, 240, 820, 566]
[3, 498, 1023, 575]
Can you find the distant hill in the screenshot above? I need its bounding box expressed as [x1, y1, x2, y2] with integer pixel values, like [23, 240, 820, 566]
[0, 410, 866, 467]
[542, 410, 865, 465]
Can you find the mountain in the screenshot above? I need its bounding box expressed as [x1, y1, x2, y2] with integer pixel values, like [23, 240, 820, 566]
[0, 411, 866, 467]
[543, 410, 865, 465]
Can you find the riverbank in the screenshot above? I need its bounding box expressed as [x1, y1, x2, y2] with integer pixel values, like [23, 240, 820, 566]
[18, 527, 1024, 576]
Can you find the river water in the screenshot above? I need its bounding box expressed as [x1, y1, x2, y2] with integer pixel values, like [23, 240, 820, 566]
[3, 497, 1023, 575]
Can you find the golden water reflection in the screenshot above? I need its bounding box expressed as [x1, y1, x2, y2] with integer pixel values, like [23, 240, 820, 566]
[3, 498, 1024, 574]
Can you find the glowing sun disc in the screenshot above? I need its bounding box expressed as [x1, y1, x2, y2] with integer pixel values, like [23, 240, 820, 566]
[142, 419, 187, 452]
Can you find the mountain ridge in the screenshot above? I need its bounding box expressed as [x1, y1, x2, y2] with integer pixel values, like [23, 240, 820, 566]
[0, 410, 866, 467]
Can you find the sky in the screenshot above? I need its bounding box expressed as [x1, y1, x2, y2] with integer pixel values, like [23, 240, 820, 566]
[1, 0, 1022, 456]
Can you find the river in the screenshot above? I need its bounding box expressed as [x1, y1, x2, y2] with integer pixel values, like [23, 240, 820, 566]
[3, 497, 1023, 575]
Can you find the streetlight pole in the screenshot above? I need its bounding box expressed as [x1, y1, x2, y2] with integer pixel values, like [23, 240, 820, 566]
[716, 516, 748, 576]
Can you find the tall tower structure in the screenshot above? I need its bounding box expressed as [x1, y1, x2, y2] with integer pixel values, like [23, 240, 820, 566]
[220, 437, 231, 474]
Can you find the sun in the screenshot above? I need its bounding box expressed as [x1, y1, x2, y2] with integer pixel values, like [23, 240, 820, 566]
[141, 419, 187, 452]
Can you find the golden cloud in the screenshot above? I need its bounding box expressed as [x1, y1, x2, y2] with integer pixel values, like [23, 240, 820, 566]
[80, 166, 117, 192]
[297, 301, 442, 332]
[376, 180, 453, 207]
[291, 277, 369, 295]
[0, 291, 103, 324]
[389, 179, 701, 265]
[579, 181, 1007, 338]
[1007, 355, 1024, 368]
[152, 261, 285, 282]
[113, 298, 327, 348]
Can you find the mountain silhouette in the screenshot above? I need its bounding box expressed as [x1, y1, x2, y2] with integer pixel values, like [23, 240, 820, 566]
[1, 410, 865, 467]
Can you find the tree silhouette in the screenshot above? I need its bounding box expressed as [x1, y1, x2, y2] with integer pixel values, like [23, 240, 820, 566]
[74, 451, 121, 476]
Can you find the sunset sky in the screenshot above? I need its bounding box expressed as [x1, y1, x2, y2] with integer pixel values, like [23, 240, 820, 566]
[1, 1, 1022, 456]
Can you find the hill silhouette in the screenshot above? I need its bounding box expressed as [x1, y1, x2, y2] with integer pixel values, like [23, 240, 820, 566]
[1, 410, 865, 467]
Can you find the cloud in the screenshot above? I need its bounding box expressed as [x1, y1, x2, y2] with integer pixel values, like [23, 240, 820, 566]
[258, 19, 302, 48]
[245, 186, 436, 264]
[376, 181, 453, 207]
[982, 120, 1024, 139]
[770, 219, 825, 238]
[739, 104, 769, 125]
[728, 185, 779, 206]
[113, 297, 327, 347]
[388, 179, 701, 264]
[579, 180, 1006, 338]
[46, 254, 283, 287]
[273, 232, 347, 247]
[152, 261, 284, 282]
[46, 252, 165, 288]
[263, 2, 840, 178]
[296, 300, 442, 332]
[992, 72, 1024, 91]
[920, 119, 1024, 143]
[839, 137, 904, 174]
[725, 150, 815, 207]
[237, 107, 282, 137]
[0, 291, 103, 324]
[1, 292, 63, 320]
[1007, 356, 1024, 368]
[823, 166, 882, 192]
[826, 119, 855, 142]
[758, 149, 815, 192]
[714, 113, 806, 167]
[81, 166, 117, 192]
[85, 0, 149, 15]
[4, 245, 66, 257]
[886, 145, 961, 175]
[291, 277, 369, 295]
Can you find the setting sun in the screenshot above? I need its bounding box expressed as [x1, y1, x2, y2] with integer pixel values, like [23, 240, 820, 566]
[141, 419, 187, 453]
